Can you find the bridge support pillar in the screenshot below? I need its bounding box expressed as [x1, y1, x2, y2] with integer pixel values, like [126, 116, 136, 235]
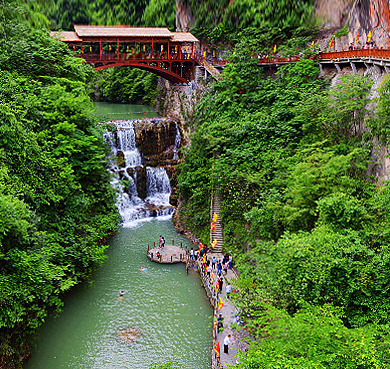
[350, 61, 357, 74]
[374, 64, 382, 75]
[334, 63, 341, 73]
[385, 66, 390, 74]
[319, 63, 323, 76]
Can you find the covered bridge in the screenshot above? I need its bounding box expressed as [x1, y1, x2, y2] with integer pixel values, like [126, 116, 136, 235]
[51, 25, 200, 84]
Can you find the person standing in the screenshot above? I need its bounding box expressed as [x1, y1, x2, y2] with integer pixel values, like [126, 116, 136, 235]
[228, 255, 233, 269]
[159, 235, 162, 247]
[161, 237, 165, 248]
[224, 334, 231, 354]
[217, 260, 222, 276]
[217, 314, 224, 333]
[226, 283, 232, 298]
[190, 248, 194, 260]
[212, 256, 217, 270]
[223, 262, 228, 275]
[218, 277, 224, 293]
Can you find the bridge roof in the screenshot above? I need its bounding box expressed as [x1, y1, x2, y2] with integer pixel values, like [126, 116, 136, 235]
[171, 32, 199, 43]
[51, 31, 81, 42]
[51, 25, 199, 44]
[74, 25, 173, 38]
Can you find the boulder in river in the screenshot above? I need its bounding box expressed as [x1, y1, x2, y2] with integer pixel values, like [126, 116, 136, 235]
[116, 327, 140, 344]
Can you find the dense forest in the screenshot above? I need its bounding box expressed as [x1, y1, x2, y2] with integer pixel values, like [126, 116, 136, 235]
[3, 0, 390, 367]
[0, 0, 119, 366]
[178, 19, 390, 369]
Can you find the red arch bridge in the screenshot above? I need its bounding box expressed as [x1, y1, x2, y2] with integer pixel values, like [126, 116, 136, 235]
[52, 25, 202, 84]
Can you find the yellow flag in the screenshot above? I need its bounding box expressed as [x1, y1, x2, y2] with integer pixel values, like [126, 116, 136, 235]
[367, 31, 372, 43]
[211, 271, 215, 283]
[273, 44, 277, 53]
[161, 45, 164, 53]
[218, 297, 224, 310]
[211, 239, 218, 249]
[213, 213, 218, 223]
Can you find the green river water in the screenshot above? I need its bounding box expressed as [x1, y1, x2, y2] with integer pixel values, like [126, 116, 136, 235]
[24, 104, 213, 369]
[93, 102, 157, 121]
[25, 221, 213, 369]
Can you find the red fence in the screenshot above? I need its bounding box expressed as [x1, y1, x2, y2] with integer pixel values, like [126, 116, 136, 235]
[81, 52, 196, 62]
[257, 49, 390, 65]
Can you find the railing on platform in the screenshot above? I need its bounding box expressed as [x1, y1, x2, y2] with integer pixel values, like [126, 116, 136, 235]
[258, 48, 390, 65]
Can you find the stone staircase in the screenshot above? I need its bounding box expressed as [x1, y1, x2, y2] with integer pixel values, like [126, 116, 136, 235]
[210, 190, 223, 253]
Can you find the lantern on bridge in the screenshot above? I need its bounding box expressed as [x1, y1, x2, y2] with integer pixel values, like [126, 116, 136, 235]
[126, 46, 129, 53]
[109, 45, 112, 52]
[367, 31, 372, 43]
[89, 46, 92, 54]
[143, 45, 146, 52]
[175, 45, 178, 53]
[161, 45, 164, 54]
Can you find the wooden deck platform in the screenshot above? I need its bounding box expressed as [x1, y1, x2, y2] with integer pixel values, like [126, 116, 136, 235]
[147, 245, 187, 264]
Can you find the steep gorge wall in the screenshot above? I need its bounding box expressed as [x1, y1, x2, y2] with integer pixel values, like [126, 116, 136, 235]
[315, 0, 390, 48]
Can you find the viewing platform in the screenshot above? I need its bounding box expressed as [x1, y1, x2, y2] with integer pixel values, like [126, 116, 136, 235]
[147, 242, 187, 264]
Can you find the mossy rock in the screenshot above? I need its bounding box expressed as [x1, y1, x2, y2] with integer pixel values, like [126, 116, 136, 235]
[135, 166, 147, 200]
[117, 151, 125, 168]
[117, 327, 140, 344]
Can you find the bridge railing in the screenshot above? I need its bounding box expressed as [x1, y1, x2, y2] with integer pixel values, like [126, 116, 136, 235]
[257, 49, 390, 65]
[80, 52, 196, 62]
[320, 49, 390, 60]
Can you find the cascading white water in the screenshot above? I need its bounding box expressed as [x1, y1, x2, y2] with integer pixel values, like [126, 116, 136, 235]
[146, 167, 171, 205]
[173, 123, 181, 160]
[105, 120, 175, 227]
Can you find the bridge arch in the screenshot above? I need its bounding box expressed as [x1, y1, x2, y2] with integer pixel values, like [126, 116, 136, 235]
[93, 61, 191, 84]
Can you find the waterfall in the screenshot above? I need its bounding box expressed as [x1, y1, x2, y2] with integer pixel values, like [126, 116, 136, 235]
[173, 122, 181, 160]
[105, 120, 175, 227]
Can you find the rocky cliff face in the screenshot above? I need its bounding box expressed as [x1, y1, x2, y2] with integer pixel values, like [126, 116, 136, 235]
[175, 0, 194, 31]
[133, 119, 181, 205]
[315, 0, 390, 48]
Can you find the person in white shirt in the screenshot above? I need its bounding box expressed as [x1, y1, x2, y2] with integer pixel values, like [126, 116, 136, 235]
[226, 283, 232, 298]
[223, 334, 231, 354]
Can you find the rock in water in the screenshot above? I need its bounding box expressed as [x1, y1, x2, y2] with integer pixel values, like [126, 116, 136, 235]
[117, 327, 140, 344]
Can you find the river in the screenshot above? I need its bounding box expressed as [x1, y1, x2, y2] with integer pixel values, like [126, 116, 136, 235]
[93, 102, 157, 121]
[24, 104, 213, 369]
